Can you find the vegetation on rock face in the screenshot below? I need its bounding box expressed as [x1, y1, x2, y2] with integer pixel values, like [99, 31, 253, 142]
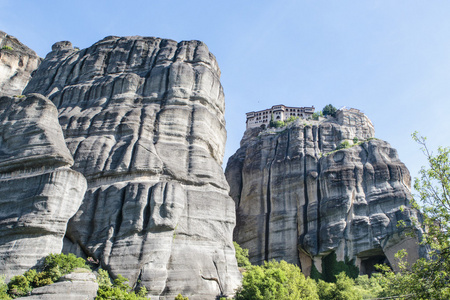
[3, 254, 150, 299]
[234, 241, 252, 268]
[174, 294, 189, 300]
[336, 140, 351, 150]
[269, 120, 286, 128]
[268, 115, 300, 129]
[95, 272, 148, 300]
[312, 111, 323, 120]
[6, 253, 90, 298]
[1, 45, 13, 50]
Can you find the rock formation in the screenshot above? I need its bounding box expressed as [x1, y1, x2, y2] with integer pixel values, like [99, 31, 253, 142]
[226, 108, 425, 275]
[0, 31, 41, 97]
[23, 36, 240, 299]
[0, 94, 86, 280]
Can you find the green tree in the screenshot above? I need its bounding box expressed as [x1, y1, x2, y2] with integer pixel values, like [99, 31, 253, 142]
[317, 272, 362, 300]
[375, 133, 450, 299]
[353, 273, 388, 299]
[43, 253, 90, 281]
[235, 260, 318, 300]
[175, 294, 189, 300]
[322, 104, 337, 117]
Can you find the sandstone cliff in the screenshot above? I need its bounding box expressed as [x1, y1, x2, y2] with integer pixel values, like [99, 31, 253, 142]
[23, 36, 240, 299]
[0, 31, 41, 97]
[226, 109, 424, 275]
[0, 94, 86, 280]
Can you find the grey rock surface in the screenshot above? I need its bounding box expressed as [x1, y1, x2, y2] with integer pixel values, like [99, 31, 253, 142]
[0, 31, 41, 97]
[24, 36, 240, 299]
[17, 269, 98, 300]
[0, 94, 87, 280]
[226, 109, 424, 275]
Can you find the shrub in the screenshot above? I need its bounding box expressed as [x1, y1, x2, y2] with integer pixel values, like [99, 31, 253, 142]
[95, 271, 148, 300]
[1, 45, 13, 51]
[353, 137, 359, 144]
[286, 116, 299, 123]
[43, 253, 90, 282]
[0, 275, 10, 300]
[336, 140, 351, 150]
[234, 242, 251, 268]
[23, 269, 54, 288]
[318, 272, 362, 300]
[96, 269, 112, 288]
[312, 111, 323, 120]
[353, 273, 388, 299]
[269, 120, 285, 128]
[7, 275, 32, 297]
[235, 260, 318, 300]
[175, 294, 189, 300]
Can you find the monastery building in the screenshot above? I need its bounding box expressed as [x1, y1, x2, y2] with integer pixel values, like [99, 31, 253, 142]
[246, 104, 315, 129]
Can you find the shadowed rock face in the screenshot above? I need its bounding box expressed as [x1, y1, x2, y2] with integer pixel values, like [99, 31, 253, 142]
[0, 31, 41, 97]
[226, 109, 424, 275]
[0, 94, 86, 280]
[24, 36, 240, 299]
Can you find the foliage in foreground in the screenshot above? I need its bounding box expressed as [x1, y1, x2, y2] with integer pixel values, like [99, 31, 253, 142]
[235, 260, 319, 300]
[368, 132, 450, 300]
[317, 272, 362, 300]
[310, 252, 359, 283]
[232, 243, 395, 300]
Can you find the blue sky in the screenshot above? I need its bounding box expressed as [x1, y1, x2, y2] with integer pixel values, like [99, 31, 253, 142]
[1, 1, 450, 189]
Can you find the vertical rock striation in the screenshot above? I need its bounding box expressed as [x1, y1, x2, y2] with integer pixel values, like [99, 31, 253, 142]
[0, 31, 41, 97]
[0, 94, 86, 280]
[226, 109, 424, 275]
[24, 36, 240, 299]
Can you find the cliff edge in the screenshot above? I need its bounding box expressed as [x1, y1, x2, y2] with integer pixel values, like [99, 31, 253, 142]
[226, 109, 425, 275]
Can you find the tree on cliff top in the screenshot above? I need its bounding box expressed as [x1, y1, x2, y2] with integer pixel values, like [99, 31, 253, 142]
[322, 104, 337, 117]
